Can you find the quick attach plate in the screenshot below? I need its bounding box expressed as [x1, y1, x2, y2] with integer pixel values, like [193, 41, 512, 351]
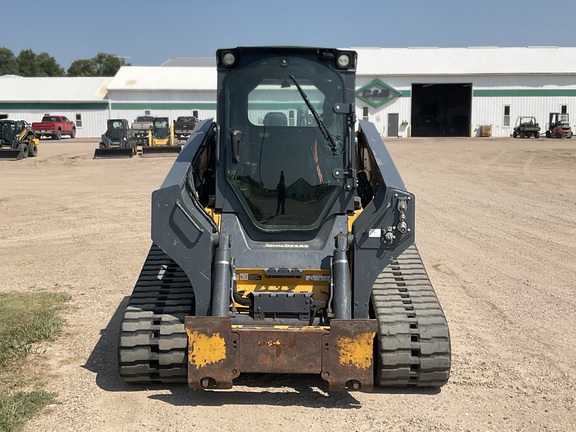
[185, 316, 377, 391]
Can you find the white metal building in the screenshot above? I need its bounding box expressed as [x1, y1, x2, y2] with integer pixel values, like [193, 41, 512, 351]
[106, 66, 217, 123]
[2, 47, 576, 138]
[0, 76, 112, 137]
[354, 47, 576, 137]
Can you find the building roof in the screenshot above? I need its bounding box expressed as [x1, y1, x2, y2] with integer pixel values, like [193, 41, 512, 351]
[0, 76, 112, 102]
[353, 47, 576, 76]
[160, 58, 216, 67]
[107, 66, 216, 91]
[1, 47, 575, 103]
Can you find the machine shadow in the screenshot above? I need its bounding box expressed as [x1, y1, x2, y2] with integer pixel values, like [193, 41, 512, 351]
[84, 297, 440, 408]
[83, 296, 132, 392]
[150, 375, 442, 408]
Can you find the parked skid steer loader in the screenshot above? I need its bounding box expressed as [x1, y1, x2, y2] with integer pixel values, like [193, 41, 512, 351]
[140, 117, 181, 157]
[0, 119, 39, 161]
[118, 47, 451, 391]
[93, 119, 136, 158]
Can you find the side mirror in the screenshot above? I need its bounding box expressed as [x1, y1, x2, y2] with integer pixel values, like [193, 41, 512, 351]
[231, 130, 241, 164]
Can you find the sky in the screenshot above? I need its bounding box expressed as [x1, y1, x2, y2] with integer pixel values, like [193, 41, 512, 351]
[3, 0, 576, 70]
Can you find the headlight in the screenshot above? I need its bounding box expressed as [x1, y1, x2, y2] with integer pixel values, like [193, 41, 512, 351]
[222, 52, 236, 67]
[336, 53, 351, 69]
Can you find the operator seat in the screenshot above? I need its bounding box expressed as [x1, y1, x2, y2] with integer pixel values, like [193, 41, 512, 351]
[263, 112, 288, 127]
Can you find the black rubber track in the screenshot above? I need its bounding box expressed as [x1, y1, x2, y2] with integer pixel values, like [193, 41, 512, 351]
[118, 244, 194, 383]
[371, 244, 451, 387]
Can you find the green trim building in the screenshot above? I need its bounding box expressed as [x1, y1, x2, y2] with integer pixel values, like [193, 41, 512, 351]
[2, 47, 575, 138]
[354, 47, 576, 137]
[0, 76, 112, 137]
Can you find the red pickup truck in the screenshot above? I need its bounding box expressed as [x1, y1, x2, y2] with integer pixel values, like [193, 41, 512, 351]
[32, 115, 76, 140]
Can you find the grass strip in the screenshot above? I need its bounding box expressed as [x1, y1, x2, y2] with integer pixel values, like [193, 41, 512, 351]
[0, 292, 69, 432]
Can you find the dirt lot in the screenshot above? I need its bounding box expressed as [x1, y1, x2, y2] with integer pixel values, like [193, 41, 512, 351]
[1, 136, 574, 431]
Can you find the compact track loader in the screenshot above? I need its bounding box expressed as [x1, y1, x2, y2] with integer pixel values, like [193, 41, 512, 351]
[140, 117, 181, 157]
[94, 119, 137, 158]
[0, 119, 39, 161]
[119, 47, 451, 391]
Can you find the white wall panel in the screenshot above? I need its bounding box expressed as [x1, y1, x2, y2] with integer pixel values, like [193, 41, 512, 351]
[356, 74, 576, 138]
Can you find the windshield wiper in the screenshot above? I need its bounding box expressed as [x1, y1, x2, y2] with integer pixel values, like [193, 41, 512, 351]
[289, 75, 339, 154]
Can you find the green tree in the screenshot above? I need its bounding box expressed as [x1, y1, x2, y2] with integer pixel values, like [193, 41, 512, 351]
[93, 52, 127, 76]
[67, 53, 128, 77]
[67, 58, 96, 77]
[16, 49, 38, 76]
[36, 52, 65, 76]
[0, 47, 18, 75]
[14, 49, 64, 77]
[1, 48, 124, 77]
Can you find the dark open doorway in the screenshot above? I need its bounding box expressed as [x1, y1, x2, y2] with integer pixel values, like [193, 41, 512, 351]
[411, 83, 472, 137]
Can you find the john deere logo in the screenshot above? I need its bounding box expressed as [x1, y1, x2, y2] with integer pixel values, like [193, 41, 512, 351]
[356, 79, 402, 108]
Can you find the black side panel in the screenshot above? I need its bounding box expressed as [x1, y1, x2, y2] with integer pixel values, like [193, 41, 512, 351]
[352, 121, 415, 318]
[151, 119, 217, 316]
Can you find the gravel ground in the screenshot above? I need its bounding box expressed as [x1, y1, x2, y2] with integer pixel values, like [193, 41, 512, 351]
[0, 136, 574, 432]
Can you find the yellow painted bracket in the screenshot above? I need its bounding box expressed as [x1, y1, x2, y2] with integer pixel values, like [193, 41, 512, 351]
[185, 316, 377, 391]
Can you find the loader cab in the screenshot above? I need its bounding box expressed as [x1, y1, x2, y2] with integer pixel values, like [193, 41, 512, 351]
[153, 117, 170, 139]
[215, 47, 357, 233]
[0, 120, 17, 144]
[105, 119, 129, 143]
[0, 120, 27, 145]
